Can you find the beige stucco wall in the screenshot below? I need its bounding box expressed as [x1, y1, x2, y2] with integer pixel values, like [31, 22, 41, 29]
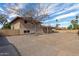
[20, 21, 43, 34]
[11, 19, 43, 34]
[11, 19, 21, 30]
[20, 22, 37, 34]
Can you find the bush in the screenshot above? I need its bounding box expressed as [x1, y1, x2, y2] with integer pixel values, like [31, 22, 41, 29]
[2, 23, 11, 29]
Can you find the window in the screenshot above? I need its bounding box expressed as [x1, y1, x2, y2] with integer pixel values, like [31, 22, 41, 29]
[24, 20, 27, 23]
[24, 30, 30, 33]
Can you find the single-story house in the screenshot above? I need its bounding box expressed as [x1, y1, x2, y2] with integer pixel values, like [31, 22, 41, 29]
[10, 16, 43, 34]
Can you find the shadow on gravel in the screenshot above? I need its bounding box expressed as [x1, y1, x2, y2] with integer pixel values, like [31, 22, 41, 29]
[0, 33, 21, 56]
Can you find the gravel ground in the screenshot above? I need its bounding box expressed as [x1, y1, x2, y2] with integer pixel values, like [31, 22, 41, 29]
[6, 32, 79, 56]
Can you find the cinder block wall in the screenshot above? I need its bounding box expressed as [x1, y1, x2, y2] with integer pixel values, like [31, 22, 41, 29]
[0, 29, 20, 36]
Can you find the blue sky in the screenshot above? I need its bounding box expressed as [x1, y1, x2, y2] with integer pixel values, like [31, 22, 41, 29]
[0, 3, 79, 28]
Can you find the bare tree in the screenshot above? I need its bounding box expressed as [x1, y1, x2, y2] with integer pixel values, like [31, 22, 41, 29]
[7, 3, 54, 33]
[0, 14, 7, 25]
[7, 3, 53, 21]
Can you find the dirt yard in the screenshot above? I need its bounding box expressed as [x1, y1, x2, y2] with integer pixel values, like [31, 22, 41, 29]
[6, 32, 79, 56]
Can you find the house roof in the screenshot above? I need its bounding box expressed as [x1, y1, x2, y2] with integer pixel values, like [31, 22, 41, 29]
[10, 16, 41, 24]
[10, 16, 23, 23]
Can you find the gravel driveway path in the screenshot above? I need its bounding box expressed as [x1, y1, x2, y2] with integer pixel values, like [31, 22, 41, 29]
[6, 32, 79, 56]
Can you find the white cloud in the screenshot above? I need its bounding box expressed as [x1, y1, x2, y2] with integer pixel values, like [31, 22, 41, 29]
[44, 11, 77, 22]
[9, 14, 19, 18]
[0, 8, 4, 11]
[54, 4, 79, 15]
[6, 4, 26, 15]
[36, 4, 58, 16]
[54, 11, 79, 20]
